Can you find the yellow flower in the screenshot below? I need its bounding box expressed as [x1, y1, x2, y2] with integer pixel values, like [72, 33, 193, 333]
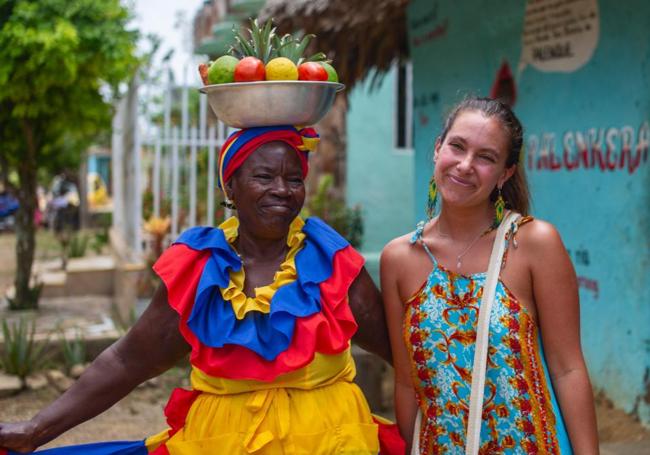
[144, 216, 171, 235]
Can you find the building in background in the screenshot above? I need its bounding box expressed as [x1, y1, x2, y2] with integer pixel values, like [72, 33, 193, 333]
[406, 0, 650, 426]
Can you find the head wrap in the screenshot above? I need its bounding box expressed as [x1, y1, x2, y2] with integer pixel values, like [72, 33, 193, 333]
[218, 126, 320, 189]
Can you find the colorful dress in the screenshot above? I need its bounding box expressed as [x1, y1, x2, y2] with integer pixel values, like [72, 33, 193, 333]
[405, 222, 572, 454]
[5, 217, 401, 455]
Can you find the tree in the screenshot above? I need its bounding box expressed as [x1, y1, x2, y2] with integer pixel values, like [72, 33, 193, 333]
[0, 0, 139, 309]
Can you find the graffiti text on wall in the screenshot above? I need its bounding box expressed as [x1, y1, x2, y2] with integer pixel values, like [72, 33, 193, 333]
[526, 121, 649, 174]
[410, 2, 448, 47]
[567, 247, 599, 299]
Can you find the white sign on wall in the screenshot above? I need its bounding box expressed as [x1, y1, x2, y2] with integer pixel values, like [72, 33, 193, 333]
[519, 0, 600, 73]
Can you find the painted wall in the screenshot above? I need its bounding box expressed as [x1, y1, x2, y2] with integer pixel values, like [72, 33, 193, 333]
[347, 66, 415, 279]
[407, 0, 650, 424]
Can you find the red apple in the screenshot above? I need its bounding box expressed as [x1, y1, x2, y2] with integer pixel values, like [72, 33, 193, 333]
[234, 57, 265, 82]
[298, 62, 328, 81]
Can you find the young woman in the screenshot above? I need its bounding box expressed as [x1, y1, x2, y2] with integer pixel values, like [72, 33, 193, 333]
[381, 98, 598, 454]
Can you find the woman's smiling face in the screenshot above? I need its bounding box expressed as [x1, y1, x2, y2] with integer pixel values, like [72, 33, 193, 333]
[434, 110, 515, 209]
[227, 141, 306, 239]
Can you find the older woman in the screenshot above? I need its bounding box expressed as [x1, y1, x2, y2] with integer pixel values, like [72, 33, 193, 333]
[0, 126, 398, 454]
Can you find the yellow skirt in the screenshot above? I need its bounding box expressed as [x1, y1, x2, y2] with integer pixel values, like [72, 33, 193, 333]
[147, 380, 379, 454]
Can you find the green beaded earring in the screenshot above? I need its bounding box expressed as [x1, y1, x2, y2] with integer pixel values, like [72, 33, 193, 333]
[494, 187, 505, 225]
[426, 174, 437, 219]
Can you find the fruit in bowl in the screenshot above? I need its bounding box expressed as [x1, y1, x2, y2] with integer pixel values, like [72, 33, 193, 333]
[298, 62, 327, 81]
[197, 19, 344, 128]
[234, 56, 266, 82]
[198, 19, 338, 85]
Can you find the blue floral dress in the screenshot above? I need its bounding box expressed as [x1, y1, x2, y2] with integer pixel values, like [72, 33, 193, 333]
[404, 222, 573, 454]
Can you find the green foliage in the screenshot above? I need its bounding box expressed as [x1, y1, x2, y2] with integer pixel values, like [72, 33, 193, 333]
[302, 174, 364, 248]
[90, 228, 109, 254]
[0, 0, 139, 175]
[59, 329, 86, 374]
[68, 232, 88, 258]
[0, 0, 138, 308]
[272, 33, 327, 65]
[0, 318, 49, 382]
[227, 18, 327, 65]
[230, 18, 275, 63]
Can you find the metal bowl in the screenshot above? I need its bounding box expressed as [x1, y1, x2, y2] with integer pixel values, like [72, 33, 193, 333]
[199, 81, 345, 128]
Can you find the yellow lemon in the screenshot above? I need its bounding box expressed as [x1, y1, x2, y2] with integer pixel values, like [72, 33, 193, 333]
[265, 57, 298, 80]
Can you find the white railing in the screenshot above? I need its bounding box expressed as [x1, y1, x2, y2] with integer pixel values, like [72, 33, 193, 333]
[142, 81, 232, 238]
[112, 73, 231, 261]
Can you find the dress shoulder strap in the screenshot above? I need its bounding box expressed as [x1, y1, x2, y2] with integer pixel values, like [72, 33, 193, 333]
[410, 220, 437, 265]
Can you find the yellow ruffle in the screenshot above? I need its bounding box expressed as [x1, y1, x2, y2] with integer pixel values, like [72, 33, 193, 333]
[218, 216, 306, 320]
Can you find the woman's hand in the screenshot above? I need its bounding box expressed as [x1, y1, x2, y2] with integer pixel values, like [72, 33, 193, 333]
[0, 420, 40, 453]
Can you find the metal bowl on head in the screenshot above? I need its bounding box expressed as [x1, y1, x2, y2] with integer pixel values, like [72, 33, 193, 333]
[199, 80, 345, 128]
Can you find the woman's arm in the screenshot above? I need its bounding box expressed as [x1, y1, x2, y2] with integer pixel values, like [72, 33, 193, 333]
[525, 221, 599, 454]
[0, 284, 190, 452]
[380, 241, 418, 450]
[348, 266, 392, 364]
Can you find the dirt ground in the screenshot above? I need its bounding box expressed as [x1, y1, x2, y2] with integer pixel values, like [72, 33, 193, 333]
[0, 371, 648, 451]
[0, 231, 649, 451]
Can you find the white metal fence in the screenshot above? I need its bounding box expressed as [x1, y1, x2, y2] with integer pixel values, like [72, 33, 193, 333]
[112, 75, 231, 261]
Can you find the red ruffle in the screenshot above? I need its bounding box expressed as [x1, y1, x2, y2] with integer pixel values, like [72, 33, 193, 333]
[154, 244, 364, 381]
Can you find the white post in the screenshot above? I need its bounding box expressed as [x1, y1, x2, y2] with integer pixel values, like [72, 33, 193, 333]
[171, 127, 180, 238]
[111, 98, 125, 237]
[199, 91, 207, 142]
[153, 138, 161, 218]
[207, 125, 216, 226]
[163, 77, 172, 200]
[189, 127, 198, 227]
[181, 69, 190, 222]
[131, 82, 143, 257]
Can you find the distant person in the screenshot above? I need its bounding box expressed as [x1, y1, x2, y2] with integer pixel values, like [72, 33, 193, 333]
[381, 97, 598, 453]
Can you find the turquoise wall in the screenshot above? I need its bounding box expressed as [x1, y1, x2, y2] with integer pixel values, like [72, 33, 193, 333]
[407, 0, 650, 424]
[347, 67, 415, 279]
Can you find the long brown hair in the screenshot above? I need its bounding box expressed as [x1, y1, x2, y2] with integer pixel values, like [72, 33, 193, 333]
[438, 97, 530, 215]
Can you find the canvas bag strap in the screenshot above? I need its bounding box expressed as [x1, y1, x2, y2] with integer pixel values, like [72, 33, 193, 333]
[465, 210, 520, 455]
[410, 408, 422, 455]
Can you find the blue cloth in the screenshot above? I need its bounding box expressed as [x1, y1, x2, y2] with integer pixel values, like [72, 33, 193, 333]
[10, 440, 147, 455]
[173, 217, 349, 361]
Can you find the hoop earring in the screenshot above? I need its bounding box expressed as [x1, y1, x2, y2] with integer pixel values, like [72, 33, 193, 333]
[221, 199, 236, 210]
[494, 187, 505, 225]
[426, 174, 437, 219]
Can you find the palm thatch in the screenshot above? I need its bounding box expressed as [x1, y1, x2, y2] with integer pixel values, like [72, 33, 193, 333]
[260, 0, 409, 89]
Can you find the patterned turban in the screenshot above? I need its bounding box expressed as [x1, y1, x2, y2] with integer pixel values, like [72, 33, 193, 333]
[218, 125, 320, 189]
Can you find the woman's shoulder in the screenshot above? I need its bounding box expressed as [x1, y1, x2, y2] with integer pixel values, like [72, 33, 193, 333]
[514, 216, 566, 256]
[381, 231, 419, 266]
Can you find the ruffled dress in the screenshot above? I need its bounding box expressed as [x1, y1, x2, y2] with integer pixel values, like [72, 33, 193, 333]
[4, 217, 402, 455]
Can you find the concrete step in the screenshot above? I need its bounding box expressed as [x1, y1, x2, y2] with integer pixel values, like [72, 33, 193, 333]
[36, 255, 116, 298]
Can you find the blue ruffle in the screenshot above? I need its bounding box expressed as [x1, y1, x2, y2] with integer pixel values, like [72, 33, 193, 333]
[14, 440, 147, 455]
[173, 217, 349, 361]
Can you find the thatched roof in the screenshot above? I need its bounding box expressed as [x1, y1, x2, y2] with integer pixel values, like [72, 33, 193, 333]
[260, 0, 409, 89]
